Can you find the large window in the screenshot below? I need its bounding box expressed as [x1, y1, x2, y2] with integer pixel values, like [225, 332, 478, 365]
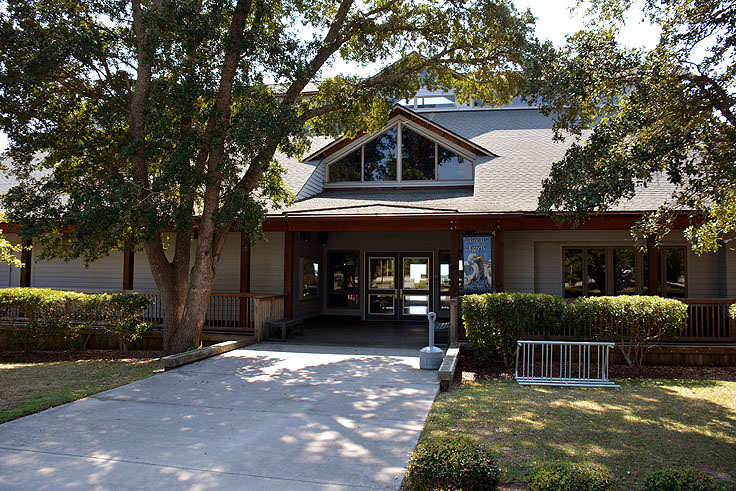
[327, 123, 473, 183]
[301, 258, 320, 299]
[563, 246, 687, 298]
[327, 251, 360, 309]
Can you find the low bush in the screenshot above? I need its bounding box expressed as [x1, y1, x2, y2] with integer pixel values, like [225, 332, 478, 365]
[404, 436, 499, 491]
[463, 293, 687, 366]
[463, 293, 569, 366]
[643, 467, 723, 491]
[575, 295, 687, 366]
[528, 462, 613, 491]
[0, 288, 152, 351]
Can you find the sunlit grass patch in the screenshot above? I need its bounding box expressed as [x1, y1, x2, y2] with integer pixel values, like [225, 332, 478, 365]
[0, 356, 160, 423]
[421, 378, 736, 490]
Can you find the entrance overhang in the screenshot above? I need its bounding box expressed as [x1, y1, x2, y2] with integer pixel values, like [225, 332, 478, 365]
[262, 213, 694, 232]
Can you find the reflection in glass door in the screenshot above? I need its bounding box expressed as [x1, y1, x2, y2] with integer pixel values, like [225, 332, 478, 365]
[367, 255, 396, 316]
[401, 256, 430, 318]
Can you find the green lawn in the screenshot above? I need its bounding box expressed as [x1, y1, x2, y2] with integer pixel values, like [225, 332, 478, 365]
[0, 355, 161, 423]
[422, 378, 736, 490]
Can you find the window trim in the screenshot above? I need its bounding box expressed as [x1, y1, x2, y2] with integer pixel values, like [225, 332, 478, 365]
[324, 118, 475, 186]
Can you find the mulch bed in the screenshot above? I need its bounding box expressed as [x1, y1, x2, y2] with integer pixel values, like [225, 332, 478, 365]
[458, 350, 736, 383]
[0, 349, 162, 363]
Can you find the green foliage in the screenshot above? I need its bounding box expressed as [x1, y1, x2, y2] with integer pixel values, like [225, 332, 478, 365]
[729, 302, 735, 321]
[463, 293, 569, 366]
[405, 436, 500, 491]
[0, 288, 151, 352]
[463, 293, 687, 366]
[526, 0, 736, 254]
[643, 467, 724, 491]
[0, 0, 540, 351]
[576, 295, 688, 366]
[528, 462, 613, 491]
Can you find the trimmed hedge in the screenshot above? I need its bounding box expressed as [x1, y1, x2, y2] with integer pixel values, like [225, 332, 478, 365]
[463, 292, 570, 366]
[463, 293, 687, 366]
[644, 467, 724, 491]
[0, 288, 152, 352]
[528, 462, 613, 491]
[404, 436, 500, 490]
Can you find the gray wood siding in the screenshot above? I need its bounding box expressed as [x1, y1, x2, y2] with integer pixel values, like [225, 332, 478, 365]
[32, 249, 124, 290]
[296, 160, 325, 200]
[250, 232, 285, 294]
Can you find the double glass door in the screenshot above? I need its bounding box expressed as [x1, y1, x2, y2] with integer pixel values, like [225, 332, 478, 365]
[366, 252, 432, 320]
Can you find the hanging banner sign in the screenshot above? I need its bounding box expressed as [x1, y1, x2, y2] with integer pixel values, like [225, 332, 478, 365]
[463, 235, 493, 294]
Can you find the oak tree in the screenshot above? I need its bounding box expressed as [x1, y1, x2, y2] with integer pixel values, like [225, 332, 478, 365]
[527, 0, 736, 253]
[0, 0, 538, 353]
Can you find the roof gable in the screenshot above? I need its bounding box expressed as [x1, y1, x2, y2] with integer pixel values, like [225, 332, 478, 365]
[302, 104, 496, 162]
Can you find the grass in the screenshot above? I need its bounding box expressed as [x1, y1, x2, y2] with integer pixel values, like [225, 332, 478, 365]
[422, 378, 736, 490]
[0, 355, 161, 423]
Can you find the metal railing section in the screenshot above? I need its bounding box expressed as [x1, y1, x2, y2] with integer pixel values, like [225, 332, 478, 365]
[515, 340, 620, 388]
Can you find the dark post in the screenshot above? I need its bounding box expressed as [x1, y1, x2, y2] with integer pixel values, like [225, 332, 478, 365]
[283, 231, 294, 318]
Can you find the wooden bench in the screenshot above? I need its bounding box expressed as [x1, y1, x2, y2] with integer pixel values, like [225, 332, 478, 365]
[265, 318, 304, 342]
[434, 321, 450, 347]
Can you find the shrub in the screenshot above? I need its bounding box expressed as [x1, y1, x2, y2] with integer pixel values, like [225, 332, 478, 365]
[528, 462, 613, 491]
[0, 288, 152, 351]
[463, 293, 687, 367]
[463, 293, 569, 366]
[644, 467, 723, 491]
[576, 295, 687, 366]
[404, 436, 499, 491]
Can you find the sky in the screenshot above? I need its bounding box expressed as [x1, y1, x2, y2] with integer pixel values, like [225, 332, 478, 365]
[0, 0, 662, 153]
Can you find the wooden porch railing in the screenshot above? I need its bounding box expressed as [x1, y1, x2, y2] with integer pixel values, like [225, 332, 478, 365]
[679, 299, 735, 341]
[134, 291, 284, 341]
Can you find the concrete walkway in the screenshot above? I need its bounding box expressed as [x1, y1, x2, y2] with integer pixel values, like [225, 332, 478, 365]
[0, 344, 439, 490]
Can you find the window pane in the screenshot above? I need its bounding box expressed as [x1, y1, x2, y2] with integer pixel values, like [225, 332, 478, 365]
[613, 248, 635, 295]
[369, 257, 394, 289]
[368, 294, 394, 315]
[328, 149, 361, 182]
[439, 250, 450, 310]
[302, 259, 319, 298]
[364, 126, 397, 181]
[401, 127, 435, 180]
[438, 146, 472, 180]
[665, 247, 687, 298]
[403, 294, 429, 315]
[328, 251, 360, 309]
[587, 248, 607, 296]
[403, 257, 429, 290]
[564, 249, 583, 298]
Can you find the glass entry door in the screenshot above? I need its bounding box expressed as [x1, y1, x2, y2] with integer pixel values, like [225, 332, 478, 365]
[366, 252, 432, 320]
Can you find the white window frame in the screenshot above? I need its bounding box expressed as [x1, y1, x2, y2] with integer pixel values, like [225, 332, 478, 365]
[324, 118, 475, 187]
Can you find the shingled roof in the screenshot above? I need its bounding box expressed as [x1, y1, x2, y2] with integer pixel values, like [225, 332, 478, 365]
[274, 106, 678, 216]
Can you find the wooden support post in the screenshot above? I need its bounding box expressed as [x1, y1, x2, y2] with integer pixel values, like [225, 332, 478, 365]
[495, 230, 504, 292]
[647, 236, 659, 295]
[449, 230, 460, 342]
[450, 230, 460, 298]
[123, 249, 135, 290]
[20, 239, 32, 287]
[284, 231, 294, 318]
[239, 232, 251, 328]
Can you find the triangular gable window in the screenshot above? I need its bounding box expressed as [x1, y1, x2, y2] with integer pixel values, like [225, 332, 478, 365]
[327, 122, 472, 184]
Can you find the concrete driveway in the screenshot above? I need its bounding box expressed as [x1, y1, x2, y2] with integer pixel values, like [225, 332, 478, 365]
[0, 344, 439, 490]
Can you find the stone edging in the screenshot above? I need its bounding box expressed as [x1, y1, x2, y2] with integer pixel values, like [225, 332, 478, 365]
[162, 338, 255, 370]
[438, 345, 460, 391]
